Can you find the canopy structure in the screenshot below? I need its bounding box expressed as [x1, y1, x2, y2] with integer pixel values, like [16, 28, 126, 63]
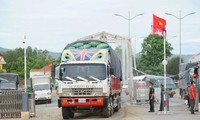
[77, 31, 133, 86]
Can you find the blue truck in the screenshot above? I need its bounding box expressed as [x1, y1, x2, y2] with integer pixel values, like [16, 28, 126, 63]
[0, 73, 19, 90]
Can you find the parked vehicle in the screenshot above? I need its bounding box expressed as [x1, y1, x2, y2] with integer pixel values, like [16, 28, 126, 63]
[51, 40, 122, 119]
[135, 80, 149, 104]
[30, 75, 52, 103]
[179, 62, 197, 98]
[0, 73, 19, 90]
[156, 76, 176, 98]
[142, 75, 161, 103]
[128, 75, 161, 104]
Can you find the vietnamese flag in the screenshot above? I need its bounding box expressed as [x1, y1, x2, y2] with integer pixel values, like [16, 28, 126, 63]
[152, 14, 166, 36]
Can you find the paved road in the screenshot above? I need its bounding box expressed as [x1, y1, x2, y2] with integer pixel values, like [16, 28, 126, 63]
[7, 89, 200, 120]
[123, 91, 200, 120]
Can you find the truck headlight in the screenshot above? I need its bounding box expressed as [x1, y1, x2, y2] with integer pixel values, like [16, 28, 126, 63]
[61, 88, 72, 96]
[93, 88, 103, 96]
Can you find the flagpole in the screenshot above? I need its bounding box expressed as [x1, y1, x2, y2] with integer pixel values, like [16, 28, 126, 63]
[164, 31, 167, 91]
[163, 30, 168, 113]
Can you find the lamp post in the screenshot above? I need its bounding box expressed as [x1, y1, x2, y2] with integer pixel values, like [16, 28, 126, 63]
[23, 35, 27, 92]
[114, 12, 144, 70]
[165, 11, 195, 64]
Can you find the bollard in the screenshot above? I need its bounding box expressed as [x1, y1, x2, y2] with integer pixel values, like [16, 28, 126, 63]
[163, 91, 169, 112]
[22, 92, 29, 111]
[29, 93, 36, 117]
[21, 92, 29, 120]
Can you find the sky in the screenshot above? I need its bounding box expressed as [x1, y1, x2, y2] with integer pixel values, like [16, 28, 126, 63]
[0, 0, 200, 55]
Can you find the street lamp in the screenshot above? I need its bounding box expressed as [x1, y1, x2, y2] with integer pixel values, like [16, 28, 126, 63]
[23, 35, 27, 92]
[114, 12, 144, 70]
[165, 11, 195, 64]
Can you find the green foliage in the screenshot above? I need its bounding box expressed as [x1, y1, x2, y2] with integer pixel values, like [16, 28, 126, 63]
[56, 55, 61, 63]
[3, 46, 54, 80]
[166, 57, 180, 79]
[0, 69, 4, 73]
[138, 34, 173, 75]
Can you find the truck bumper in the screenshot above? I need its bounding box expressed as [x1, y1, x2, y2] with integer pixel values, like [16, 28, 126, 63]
[58, 97, 104, 107]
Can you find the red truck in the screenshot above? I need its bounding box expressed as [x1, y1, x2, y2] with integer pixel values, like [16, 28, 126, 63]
[51, 40, 122, 119]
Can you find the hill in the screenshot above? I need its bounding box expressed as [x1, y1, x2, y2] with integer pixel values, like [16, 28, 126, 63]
[170, 54, 194, 63]
[0, 47, 60, 60]
[0, 47, 8, 53]
[0, 46, 194, 62]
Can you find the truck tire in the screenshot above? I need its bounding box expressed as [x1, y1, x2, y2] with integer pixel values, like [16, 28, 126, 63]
[102, 98, 111, 118]
[110, 97, 114, 116]
[114, 97, 121, 112]
[62, 107, 74, 119]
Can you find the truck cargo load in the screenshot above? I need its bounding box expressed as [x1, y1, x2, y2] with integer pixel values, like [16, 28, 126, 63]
[62, 40, 122, 80]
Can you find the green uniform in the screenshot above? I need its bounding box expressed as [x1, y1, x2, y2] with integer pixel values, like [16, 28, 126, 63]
[149, 87, 155, 112]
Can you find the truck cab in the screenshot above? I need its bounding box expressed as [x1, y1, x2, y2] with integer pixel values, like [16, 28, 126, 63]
[33, 83, 52, 103]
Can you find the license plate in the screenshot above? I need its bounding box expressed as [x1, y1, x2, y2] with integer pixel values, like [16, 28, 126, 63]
[78, 98, 86, 103]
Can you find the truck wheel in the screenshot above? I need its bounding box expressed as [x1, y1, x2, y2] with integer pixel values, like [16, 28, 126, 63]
[114, 97, 121, 112]
[102, 98, 111, 118]
[110, 97, 114, 116]
[62, 107, 74, 119]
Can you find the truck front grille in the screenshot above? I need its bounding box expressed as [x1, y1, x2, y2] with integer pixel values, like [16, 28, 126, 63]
[62, 88, 102, 96]
[72, 88, 93, 95]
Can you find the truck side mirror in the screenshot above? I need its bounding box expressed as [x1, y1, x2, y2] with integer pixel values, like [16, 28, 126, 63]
[51, 64, 56, 78]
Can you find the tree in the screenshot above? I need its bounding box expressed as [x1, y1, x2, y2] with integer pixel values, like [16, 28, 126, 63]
[3, 46, 54, 80]
[138, 34, 173, 75]
[166, 57, 180, 79]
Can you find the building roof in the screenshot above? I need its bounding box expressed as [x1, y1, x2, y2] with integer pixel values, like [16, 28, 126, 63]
[30, 63, 53, 73]
[0, 53, 6, 64]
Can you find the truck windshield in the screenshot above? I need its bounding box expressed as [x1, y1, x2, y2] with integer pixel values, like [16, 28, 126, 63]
[0, 74, 19, 89]
[0, 74, 19, 82]
[60, 64, 106, 81]
[34, 84, 49, 91]
[0, 81, 16, 90]
[158, 77, 174, 85]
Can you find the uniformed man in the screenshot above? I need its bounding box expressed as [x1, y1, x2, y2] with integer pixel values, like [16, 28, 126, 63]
[159, 84, 164, 111]
[149, 82, 155, 112]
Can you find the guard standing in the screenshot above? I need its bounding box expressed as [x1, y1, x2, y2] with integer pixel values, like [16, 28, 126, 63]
[149, 82, 155, 112]
[159, 84, 164, 111]
[186, 83, 191, 108]
[189, 81, 196, 114]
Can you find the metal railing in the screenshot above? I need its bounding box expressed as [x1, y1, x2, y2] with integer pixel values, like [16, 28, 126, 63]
[0, 90, 22, 118]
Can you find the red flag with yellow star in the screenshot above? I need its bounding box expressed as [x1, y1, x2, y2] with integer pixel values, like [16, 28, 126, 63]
[152, 14, 166, 36]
